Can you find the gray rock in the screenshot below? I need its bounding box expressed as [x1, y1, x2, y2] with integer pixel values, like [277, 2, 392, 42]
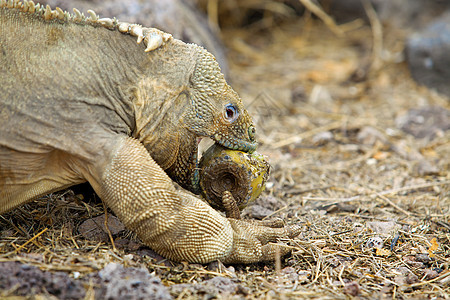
[0, 261, 86, 299]
[372, 0, 448, 29]
[248, 204, 275, 220]
[78, 214, 126, 242]
[312, 131, 334, 145]
[395, 106, 450, 139]
[169, 276, 247, 298]
[203, 276, 239, 294]
[98, 263, 172, 300]
[406, 12, 450, 96]
[325, 0, 449, 28]
[357, 126, 388, 146]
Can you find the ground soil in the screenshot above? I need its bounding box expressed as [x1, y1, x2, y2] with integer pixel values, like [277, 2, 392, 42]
[1, 10, 449, 300]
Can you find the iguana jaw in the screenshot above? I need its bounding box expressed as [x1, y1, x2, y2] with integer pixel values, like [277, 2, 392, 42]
[211, 133, 258, 153]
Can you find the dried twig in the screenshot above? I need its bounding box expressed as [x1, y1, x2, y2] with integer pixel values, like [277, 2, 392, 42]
[362, 0, 383, 72]
[298, 0, 344, 36]
[102, 200, 116, 252]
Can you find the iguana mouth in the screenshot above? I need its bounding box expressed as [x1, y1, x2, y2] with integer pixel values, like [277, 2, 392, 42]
[212, 134, 257, 153]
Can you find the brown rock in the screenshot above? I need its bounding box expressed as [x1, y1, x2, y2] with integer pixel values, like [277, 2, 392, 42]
[343, 281, 360, 296]
[78, 214, 125, 242]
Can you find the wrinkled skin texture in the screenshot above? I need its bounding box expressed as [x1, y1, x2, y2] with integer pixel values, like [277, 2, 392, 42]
[0, 4, 300, 263]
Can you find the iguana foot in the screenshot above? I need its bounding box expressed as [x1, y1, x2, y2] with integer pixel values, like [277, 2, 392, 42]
[222, 218, 301, 264]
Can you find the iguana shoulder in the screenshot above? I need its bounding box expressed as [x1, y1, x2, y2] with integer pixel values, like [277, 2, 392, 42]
[0, 1, 300, 264]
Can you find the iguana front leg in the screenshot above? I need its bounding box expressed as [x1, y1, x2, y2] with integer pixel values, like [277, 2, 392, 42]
[84, 136, 300, 263]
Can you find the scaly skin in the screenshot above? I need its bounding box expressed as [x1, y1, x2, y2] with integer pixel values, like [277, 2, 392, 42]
[0, 1, 300, 263]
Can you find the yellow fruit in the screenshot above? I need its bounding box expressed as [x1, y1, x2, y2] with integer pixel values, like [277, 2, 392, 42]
[199, 143, 270, 212]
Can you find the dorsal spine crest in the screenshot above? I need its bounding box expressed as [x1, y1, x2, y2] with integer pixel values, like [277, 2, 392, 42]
[1, 0, 173, 52]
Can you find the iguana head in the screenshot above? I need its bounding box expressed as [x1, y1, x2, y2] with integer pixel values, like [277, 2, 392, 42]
[185, 46, 258, 153]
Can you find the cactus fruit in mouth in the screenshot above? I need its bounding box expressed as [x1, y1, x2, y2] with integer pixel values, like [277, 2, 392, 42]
[199, 143, 270, 219]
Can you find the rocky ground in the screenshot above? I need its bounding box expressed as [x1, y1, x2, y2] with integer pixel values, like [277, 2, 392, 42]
[1, 1, 449, 299]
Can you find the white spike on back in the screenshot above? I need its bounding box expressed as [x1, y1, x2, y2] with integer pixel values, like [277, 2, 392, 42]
[55, 7, 64, 20]
[9, 0, 21, 9]
[28, 1, 35, 13]
[130, 25, 144, 43]
[2, 2, 173, 52]
[115, 21, 172, 52]
[144, 33, 163, 52]
[72, 8, 82, 22]
[117, 22, 129, 33]
[87, 9, 97, 21]
[98, 18, 114, 29]
[22, 0, 29, 12]
[43, 4, 51, 20]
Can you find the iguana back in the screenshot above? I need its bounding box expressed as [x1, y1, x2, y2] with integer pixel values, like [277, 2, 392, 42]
[1, 5, 159, 158]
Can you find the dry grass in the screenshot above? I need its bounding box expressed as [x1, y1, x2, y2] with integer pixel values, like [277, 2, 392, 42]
[223, 5, 449, 298]
[1, 1, 449, 299]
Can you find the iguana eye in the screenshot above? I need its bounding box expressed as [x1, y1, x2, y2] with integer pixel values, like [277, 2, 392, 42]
[224, 104, 239, 123]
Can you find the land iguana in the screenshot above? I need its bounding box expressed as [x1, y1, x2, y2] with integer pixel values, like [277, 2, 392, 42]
[0, 1, 300, 264]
